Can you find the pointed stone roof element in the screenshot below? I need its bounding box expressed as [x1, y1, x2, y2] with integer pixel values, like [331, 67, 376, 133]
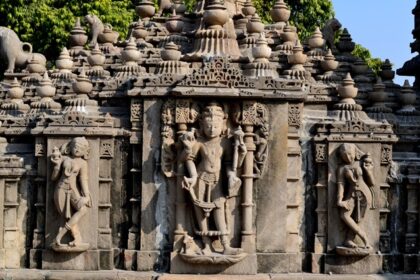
[121, 37, 141, 65]
[64, 70, 98, 114]
[379, 59, 395, 82]
[69, 18, 88, 56]
[318, 48, 340, 82]
[86, 44, 109, 78]
[283, 40, 310, 80]
[156, 42, 189, 75]
[337, 28, 355, 53]
[398, 80, 417, 114]
[244, 33, 277, 77]
[31, 72, 61, 113]
[308, 27, 325, 49]
[1, 78, 29, 114]
[275, 22, 297, 53]
[56, 48, 74, 73]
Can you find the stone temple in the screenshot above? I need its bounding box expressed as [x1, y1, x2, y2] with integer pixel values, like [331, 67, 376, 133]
[0, 0, 419, 278]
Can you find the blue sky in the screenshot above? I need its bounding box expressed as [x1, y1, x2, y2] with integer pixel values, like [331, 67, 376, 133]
[332, 0, 415, 85]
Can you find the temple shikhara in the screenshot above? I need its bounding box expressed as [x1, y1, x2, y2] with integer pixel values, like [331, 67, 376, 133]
[0, 0, 420, 278]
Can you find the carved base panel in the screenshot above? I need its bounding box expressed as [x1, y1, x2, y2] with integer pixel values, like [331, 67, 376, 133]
[324, 254, 383, 274]
[256, 253, 303, 273]
[0, 248, 20, 268]
[41, 249, 113, 270]
[137, 250, 161, 271]
[170, 252, 257, 274]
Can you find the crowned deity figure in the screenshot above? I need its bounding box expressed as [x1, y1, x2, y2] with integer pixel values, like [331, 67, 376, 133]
[181, 103, 247, 256]
[50, 137, 92, 251]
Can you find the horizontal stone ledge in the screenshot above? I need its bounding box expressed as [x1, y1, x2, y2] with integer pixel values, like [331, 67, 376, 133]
[0, 271, 419, 280]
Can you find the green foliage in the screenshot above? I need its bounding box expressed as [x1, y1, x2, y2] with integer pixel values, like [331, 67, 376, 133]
[0, 0, 136, 59]
[352, 44, 383, 74]
[252, 0, 335, 39]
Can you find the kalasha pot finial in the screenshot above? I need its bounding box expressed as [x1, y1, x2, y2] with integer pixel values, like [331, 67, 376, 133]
[203, 0, 229, 30]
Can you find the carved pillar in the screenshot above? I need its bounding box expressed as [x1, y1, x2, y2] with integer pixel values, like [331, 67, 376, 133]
[30, 137, 47, 268]
[240, 124, 255, 252]
[125, 99, 143, 270]
[314, 142, 328, 256]
[0, 156, 26, 268]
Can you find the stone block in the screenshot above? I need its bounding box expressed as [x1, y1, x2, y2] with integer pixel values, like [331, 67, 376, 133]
[325, 254, 383, 274]
[257, 252, 302, 273]
[42, 249, 100, 270]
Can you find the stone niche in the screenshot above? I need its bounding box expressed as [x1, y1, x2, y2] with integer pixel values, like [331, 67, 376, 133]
[29, 112, 117, 270]
[313, 116, 397, 274]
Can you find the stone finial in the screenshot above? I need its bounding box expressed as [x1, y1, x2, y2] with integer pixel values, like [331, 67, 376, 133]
[252, 33, 272, 63]
[161, 42, 182, 61]
[1, 78, 29, 113]
[379, 59, 395, 81]
[72, 70, 93, 96]
[136, 0, 156, 21]
[31, 72, 61, 112]
[26, 55, 46, 74]
[86, 44, 110, 78]
[69, 18, 88, 48]
[288, 40, 307, 69]
[173, 0, 187, 15]
[337, 28, 355, 53]
[398, 80, 416, 113]
[56, 47, 73, 72]
[369, 77, 387, 105]
[308, 27, 325, 49]
[65, 69, 98, 113]
[132, 20, 149, 41]
[36, 72, 56, 98]
[270, 0, 291, 23]
[247, 14, 264, 34]
[8, 78, 24, 100]
[242, 0, 256, 18]
[317, 48, 340, 82]
[244, 33, 277, 77]
[203, 0, 229, 30]
[337, 73, 358, 104]
[276, 22, 297, 52]
[166, 9, 184, 34]
[156, 42, 189, 75]
[88, 44, 106, 67]
[121, 37, 141, 65]
[321, 49, 339, 72]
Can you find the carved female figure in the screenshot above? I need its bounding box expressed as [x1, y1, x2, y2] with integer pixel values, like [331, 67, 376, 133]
[50, 137, 92, 251]
[181, 103, 246, 256]
[336, 143, 375, 252]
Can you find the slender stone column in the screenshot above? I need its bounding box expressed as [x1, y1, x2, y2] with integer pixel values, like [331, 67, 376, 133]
[241, 125, 255, 252]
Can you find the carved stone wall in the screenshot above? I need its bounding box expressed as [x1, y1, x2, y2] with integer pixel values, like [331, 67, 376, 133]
[0, 0, 418, 276]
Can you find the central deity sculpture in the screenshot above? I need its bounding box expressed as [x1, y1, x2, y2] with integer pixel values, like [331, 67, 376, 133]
[181, 103, 246, 256]
[50, 137, 92, 252]
[336, 143, 375, 256]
